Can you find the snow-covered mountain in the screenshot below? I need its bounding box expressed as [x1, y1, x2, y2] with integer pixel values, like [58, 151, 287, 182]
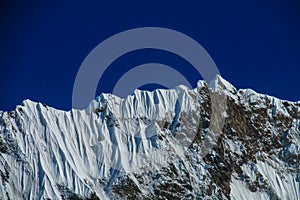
[0, 75, 299, 199]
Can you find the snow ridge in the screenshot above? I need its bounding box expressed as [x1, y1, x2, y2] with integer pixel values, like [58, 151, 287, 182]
[0, 75, 299, 199]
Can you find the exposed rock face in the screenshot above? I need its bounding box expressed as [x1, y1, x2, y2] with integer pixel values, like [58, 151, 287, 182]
[0, 75, 299, 199]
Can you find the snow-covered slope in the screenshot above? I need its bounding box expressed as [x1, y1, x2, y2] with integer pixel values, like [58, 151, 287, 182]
[0, 75, 299, 199]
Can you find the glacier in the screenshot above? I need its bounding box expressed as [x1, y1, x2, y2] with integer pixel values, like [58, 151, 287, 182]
[0, 75, 299, 199]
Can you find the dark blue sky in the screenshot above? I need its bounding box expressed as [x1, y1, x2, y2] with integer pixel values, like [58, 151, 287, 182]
[0, 0, 299, 111]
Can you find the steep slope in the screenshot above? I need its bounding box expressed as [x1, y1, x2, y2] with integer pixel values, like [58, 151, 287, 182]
[0, 75, 299, 199]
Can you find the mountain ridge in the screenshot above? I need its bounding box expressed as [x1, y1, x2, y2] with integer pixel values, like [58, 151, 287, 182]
[0, 76, 299, 199]
[5, 75, 299, 113]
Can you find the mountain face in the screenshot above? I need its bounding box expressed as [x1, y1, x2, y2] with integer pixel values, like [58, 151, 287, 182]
[0, 75, 299, 200]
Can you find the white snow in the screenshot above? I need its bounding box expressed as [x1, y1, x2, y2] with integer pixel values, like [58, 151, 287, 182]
[230, 176, 268, 200]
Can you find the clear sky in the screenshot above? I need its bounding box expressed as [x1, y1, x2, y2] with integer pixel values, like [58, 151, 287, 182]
[0, 0, 299, 111]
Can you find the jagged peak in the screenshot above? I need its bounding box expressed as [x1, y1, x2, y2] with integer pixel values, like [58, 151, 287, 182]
[196, 80, 208, 88]
[209, 74, 236, 93]
[94, 84, 190, 106]
[6, 75, 299, 114]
